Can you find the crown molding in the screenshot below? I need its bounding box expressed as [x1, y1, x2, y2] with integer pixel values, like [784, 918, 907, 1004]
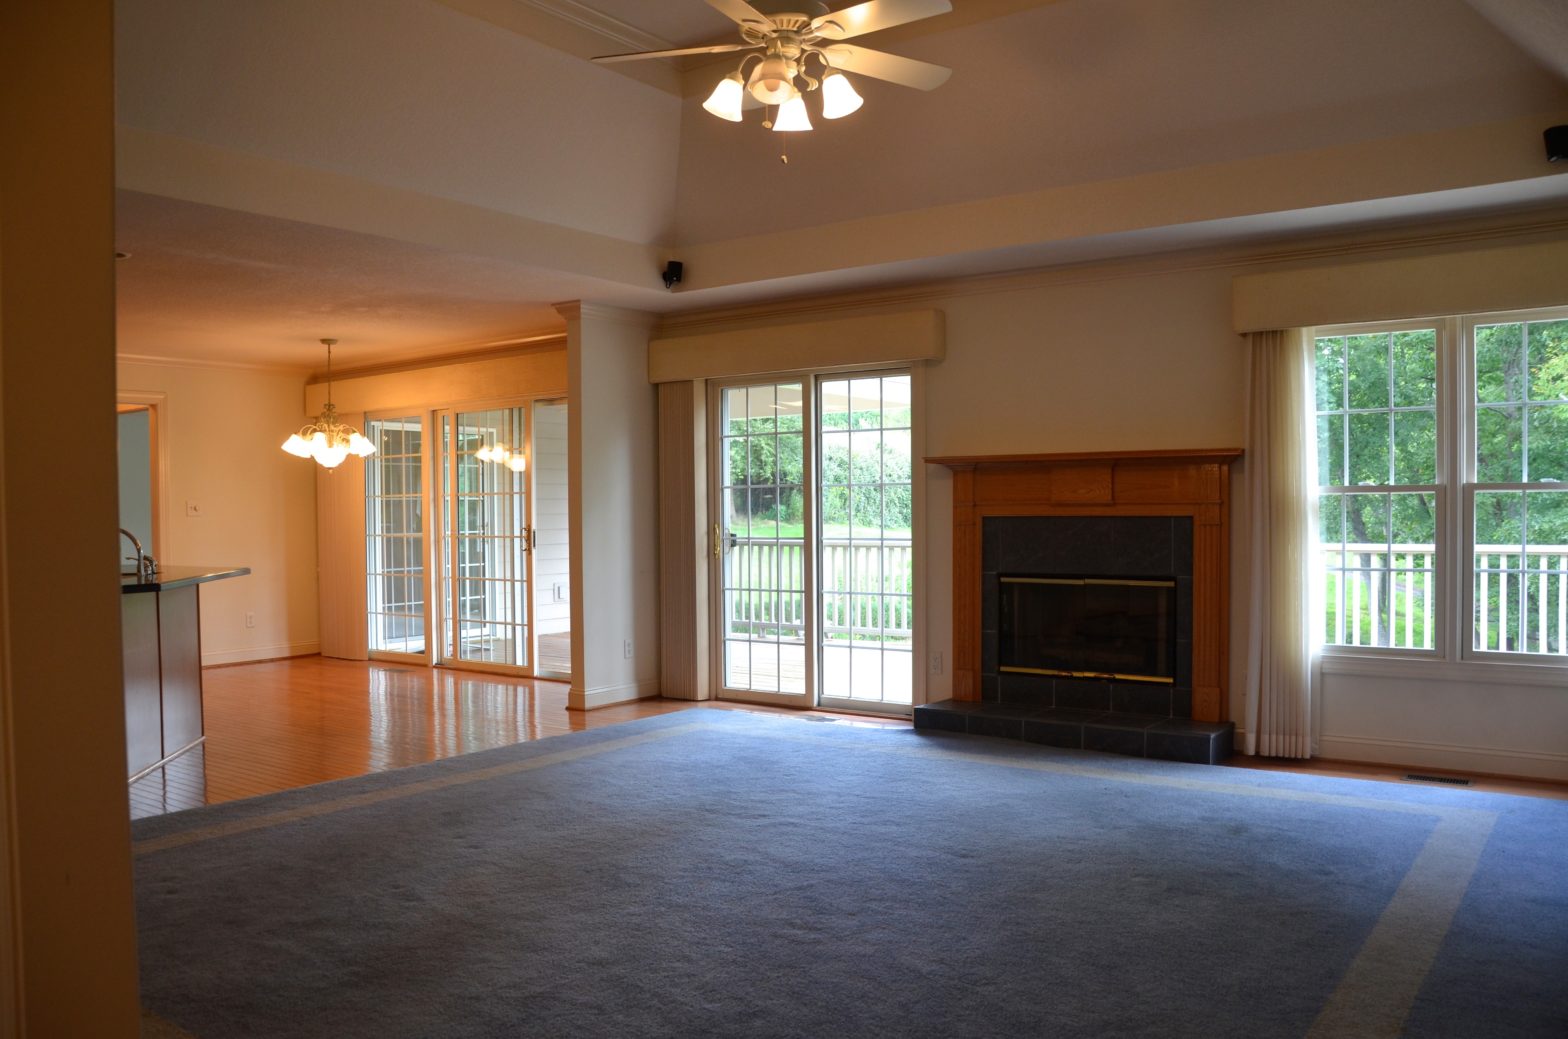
[655, 204, 1568, 337]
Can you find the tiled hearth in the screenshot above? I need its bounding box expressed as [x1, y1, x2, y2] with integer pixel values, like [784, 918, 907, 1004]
[913, 700, 1234, 764]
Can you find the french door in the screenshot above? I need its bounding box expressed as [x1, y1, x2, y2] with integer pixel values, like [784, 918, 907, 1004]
[437, 403, 533, 671]
[366, 398, 572, 676]
[711, 371, 914, 713]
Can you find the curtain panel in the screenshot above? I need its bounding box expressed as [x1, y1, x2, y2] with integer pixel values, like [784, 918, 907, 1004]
[1243, 328, 1317, 758]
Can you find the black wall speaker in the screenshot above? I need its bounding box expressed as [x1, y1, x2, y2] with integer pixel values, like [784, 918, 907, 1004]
[662, 260, 684, 290]
[1547, 125, 1568, 163]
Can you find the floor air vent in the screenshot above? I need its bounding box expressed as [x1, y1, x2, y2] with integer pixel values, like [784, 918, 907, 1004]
[1404, 773, 1472, 786]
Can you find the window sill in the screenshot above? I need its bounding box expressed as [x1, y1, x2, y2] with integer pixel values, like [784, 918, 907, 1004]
[1318, 649, 1568, 688]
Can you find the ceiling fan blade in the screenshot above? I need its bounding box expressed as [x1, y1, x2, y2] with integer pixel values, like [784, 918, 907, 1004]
[593, 42, 758, 63]
[812, 0, 952, 41]
[706, 0, 774, 31]
[820, 44, 951, 90]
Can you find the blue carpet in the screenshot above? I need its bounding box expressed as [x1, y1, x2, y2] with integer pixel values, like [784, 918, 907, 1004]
[131, 710, 1568, 1038]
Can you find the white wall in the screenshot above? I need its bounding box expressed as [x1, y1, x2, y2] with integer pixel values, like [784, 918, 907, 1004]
[117, 359, 320, 664]
[564, 304, 660, 708]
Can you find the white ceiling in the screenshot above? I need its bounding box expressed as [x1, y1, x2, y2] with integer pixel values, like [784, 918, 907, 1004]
[112, 0, 1568, 371]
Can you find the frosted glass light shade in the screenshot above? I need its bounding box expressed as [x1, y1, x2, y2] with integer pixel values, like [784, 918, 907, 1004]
[315, 442, 349, 469]
[772, 94, 813, 132]
[820, 71, 863, 119]
[748, 56, 796, 105]
[507, 455, 528, 473]
[348, 432, 376, 457]
[282, 433, 312, 458]
[703, 73, 745, 122]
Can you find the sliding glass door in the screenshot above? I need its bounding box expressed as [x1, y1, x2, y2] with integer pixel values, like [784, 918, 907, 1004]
[716, 381, 812, 706]
[712, 371, 914, 713]
[817, 375, 914, 711]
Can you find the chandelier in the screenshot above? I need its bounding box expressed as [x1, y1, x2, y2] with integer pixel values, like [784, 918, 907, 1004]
[281, 338, 376, 469]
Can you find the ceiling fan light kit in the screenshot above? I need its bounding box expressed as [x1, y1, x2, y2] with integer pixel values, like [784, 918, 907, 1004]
[596, 0, 950, 148]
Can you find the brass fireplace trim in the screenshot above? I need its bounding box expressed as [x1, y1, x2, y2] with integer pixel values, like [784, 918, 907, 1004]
[999, 665, 1175, 684]
[1000, 576, 1176, 588]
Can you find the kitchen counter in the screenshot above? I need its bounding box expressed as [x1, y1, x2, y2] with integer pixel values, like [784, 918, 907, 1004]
[122, 564, 250, 779]
[121, 564, 250, 593]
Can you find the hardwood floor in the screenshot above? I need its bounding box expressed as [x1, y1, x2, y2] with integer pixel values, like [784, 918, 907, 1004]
[128, 655, 1565, 819]
[128, 656, 902, 819]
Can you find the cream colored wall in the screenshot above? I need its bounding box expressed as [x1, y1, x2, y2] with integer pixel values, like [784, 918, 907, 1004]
[117, 360, 320, 664]
[918, 265, 1251, 721]
[564, 305, 660, 708]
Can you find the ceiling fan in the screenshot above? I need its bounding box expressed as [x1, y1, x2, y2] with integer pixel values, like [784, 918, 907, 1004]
[593, 0, 952, 134]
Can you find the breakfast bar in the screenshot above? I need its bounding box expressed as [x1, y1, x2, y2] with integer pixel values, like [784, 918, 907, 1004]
[121, 565, 250, 779]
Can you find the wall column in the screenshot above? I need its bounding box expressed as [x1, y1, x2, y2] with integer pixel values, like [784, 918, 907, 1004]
[557, 303, 660, 710]
[0, 1, 144, 1032]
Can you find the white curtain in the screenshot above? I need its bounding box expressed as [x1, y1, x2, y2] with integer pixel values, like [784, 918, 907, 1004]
[1243, 328, 1318, 758]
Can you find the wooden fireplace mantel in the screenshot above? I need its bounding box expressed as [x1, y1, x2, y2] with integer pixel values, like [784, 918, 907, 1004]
[930, 448, 1243, 723]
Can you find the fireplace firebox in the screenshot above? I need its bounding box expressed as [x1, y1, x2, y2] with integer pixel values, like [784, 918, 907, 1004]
[999, 575, 1176, 684]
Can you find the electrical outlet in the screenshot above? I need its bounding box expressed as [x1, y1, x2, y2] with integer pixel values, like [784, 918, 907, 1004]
[185, 500, 203, 518]
[623, 640, 633, 659]
[245, 612, 255, 629]
[929, 652, 944, 675]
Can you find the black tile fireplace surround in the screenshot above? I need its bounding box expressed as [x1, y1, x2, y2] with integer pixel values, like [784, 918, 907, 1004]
[915, 514, 1234, 764]
[983, 515, 1194, 714]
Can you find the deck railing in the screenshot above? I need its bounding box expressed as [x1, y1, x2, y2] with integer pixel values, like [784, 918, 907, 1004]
[1327, 542, 1568, 654]
[725, 537, 913, 640]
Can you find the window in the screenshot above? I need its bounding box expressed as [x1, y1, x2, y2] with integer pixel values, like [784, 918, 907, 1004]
[1313, 307, 1568, 663]
[1470, 315, 1568, 657]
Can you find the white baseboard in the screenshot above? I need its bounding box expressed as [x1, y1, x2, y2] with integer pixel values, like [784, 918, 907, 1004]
[570, 679, 661, 711]
[202, 642, 320, 667]
[1315, 732, 1568, 782]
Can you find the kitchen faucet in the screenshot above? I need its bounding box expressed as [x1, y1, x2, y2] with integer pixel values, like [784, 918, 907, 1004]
[120, 528, 157, 581]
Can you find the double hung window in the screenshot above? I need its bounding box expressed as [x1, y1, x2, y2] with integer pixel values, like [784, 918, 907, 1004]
[1313, 307, 1568, 663]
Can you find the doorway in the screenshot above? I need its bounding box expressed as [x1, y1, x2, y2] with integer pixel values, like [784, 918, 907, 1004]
[365, 398, 572, 677]
[711, 371, 914, 713]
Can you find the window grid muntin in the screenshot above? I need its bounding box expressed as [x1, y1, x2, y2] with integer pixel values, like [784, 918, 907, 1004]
[818, 373, 913, 707]
[1315, 326, 1440, 652]
[440, 406, 531, 668]
[720, 382, 807, 695]
[366, 416, 427, 655]
[1468, 312, 1568, 661]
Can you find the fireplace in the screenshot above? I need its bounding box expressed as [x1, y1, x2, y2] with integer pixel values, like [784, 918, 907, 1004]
[982, 514, 1194, 717]
[999, 575, 1177, 684]
[928, 449, 1240, 724]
